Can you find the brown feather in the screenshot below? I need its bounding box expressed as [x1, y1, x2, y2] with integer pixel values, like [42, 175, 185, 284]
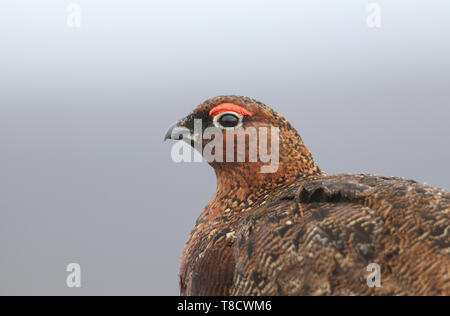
[171, 96, 449, 296]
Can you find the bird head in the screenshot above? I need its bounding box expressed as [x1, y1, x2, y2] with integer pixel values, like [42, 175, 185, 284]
[165, 95, 321, 189]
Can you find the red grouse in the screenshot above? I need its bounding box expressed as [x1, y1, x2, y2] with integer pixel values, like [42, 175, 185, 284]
[165, 95, 450, 296]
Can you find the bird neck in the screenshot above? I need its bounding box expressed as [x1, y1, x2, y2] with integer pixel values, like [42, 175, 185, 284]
[203, 135, 322, 219]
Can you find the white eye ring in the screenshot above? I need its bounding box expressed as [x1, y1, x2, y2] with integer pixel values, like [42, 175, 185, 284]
[213, 111, 244, 130]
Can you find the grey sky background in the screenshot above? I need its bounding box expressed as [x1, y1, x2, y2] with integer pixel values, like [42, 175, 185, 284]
[0, 1, 449, 295]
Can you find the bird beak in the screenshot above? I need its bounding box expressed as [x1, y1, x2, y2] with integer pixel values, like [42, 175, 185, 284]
[164, 121, 189, 141]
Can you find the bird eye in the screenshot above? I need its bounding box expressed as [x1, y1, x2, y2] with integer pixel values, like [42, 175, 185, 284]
[217, 113, 240, 128]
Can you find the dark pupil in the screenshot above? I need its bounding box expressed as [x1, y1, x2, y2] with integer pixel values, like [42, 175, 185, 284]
[218, 114, 239, 127]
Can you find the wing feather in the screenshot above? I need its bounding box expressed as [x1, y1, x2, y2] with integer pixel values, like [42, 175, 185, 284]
[231, 174, 450, 295]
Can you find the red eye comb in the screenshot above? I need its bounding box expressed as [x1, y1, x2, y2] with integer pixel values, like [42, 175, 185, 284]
[209, 103, 252, 118]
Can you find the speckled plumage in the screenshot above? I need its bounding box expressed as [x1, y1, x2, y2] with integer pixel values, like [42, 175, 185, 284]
[168, 95, 450, 296]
